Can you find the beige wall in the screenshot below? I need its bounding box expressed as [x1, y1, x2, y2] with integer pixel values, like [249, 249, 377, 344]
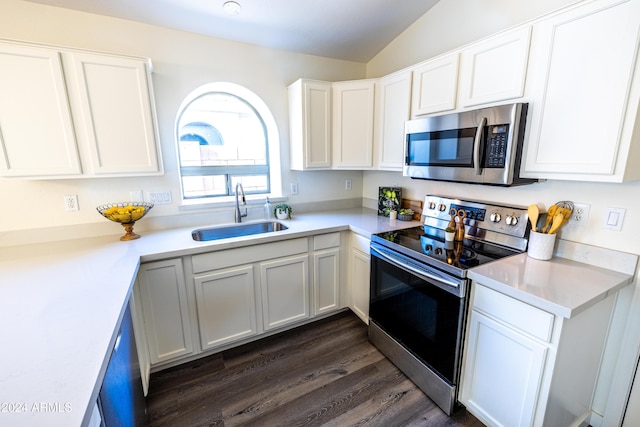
[0, 0, 367, 236]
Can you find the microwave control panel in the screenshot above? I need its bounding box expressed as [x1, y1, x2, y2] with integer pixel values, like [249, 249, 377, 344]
[485, 124, 509, 168]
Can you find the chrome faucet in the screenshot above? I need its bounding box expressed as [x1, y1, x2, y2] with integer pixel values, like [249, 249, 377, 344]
[235, 183, 247, 223]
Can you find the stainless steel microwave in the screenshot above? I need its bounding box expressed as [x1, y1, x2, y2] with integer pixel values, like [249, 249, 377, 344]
[403, 103, 536, 186]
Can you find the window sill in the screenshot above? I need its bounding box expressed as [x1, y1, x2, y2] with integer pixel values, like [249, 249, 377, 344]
[178, 194, 288, 212]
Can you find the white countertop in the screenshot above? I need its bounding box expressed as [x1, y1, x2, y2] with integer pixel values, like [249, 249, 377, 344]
[0, 208, 420, 427]
[468, 252, 635, 318]
[0, 207, 634, 426]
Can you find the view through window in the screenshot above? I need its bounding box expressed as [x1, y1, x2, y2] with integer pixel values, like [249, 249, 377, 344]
[176, 84, 271, 199]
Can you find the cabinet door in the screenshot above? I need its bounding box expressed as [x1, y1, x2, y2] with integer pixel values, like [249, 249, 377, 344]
[66, 52, 162, 175]
[376, 71, 412, 170]
[332, 80, 375, 168]
[288, 79, 332, 170]
[411, 52, 459, 117]
[458, 26, 531, 108]
[461, 309, 547, 427]
[137, 259, 194, 365]
[194, 265, 258, 351]
[129, 287, 151, 396]
[522, 0, 640, 181]
[0, 42, 81, 177]
[313, 248, 340, 315]
[349, 234, 371, 324]
[260, 254, 310, 330]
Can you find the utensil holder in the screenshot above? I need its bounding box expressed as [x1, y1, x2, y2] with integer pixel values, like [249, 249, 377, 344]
[528, 230, 556, 260]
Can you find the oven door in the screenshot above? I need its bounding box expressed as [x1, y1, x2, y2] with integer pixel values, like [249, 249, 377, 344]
[369, 243, 468, 385]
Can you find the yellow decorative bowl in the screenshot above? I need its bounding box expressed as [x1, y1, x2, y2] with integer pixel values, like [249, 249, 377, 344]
[96, 202, 154, 241]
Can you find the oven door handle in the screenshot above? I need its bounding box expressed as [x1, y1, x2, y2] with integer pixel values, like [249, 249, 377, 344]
[371, 245, 460, 289]
[473, 117, 487, 176]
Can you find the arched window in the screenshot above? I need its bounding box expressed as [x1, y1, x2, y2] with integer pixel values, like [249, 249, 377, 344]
[175, 83, 280, 201]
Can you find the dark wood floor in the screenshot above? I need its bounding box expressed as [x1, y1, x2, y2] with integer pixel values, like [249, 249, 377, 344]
[145, 310, 484, 427]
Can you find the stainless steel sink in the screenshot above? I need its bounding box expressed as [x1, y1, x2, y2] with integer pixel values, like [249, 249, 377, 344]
[192, 221, 288, 241]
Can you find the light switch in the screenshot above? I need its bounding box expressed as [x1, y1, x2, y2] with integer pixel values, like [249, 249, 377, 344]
[603, 207, 626, 231]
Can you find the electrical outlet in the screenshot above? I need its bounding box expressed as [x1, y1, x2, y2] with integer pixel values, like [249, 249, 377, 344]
[568, 203, 590, 227]
[345, 179, 352, 191]
[64, 195, 79, 211]
[290, 183, 299, 195]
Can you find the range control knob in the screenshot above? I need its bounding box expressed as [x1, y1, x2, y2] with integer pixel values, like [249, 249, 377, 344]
[490, 212, 502, 223]
[425, 244, 433, 252]
[428, 201, 437, 210]
[435, 248, 443, 255]
[505, 215, 519, 226]
[439, 204, 447, 212]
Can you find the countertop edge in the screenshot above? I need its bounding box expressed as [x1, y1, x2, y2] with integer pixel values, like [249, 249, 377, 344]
[0, 208, 420, 427]
[468, 252, 636, 319]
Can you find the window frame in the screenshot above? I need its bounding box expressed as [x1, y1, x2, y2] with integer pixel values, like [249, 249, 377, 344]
[174, 82, 282, 205]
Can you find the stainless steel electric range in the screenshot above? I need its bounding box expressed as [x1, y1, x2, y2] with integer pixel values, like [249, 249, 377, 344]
[369, 195, 530, 415]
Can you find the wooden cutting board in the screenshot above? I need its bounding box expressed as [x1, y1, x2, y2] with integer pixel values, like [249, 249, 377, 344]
[401, 198, 423, 220]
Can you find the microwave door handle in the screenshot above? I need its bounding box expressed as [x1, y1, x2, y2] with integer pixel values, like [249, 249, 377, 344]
[473, 117, 487, 175]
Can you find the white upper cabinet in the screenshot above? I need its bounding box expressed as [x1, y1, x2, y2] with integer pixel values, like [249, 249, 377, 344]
[0, 42, 81, 176]
[458, 26, 531, 108]
[65, 52, 162, 175]
[411, 26, 531, 118]
[288, 79, 332, 170]
[375, 70, 412, 170]
[0, 40, 163, 178]
[411, 52, 460, 117]
[332, 80, 376, 169]
[521, 0, 640, 182]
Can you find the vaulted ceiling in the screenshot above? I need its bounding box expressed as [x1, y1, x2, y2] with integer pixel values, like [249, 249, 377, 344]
[24, 0, 440, 62]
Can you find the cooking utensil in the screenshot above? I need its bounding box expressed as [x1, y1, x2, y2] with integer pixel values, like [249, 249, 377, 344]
[542, 204, 558, 233]
[448, 208, 457, 230]
[548, 213, 565, 234]
[528, 205, 539, 232]
[455, 209, 466, 241]
[555, 201, 574, 226]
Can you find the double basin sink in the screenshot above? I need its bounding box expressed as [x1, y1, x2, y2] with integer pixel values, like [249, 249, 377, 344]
[192, 221, 288, 241]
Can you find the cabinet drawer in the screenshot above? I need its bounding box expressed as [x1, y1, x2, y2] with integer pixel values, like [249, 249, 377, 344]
[313, 232, 340, 250]
[351, 233, 370, 253]
[473, 284, 554, 342]
[192, 238, 308, 273]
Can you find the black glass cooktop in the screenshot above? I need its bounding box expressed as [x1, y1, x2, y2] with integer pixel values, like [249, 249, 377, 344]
[372, 226, 521, 273]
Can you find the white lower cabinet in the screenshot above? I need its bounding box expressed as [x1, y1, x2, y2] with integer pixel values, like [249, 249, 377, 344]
[349, 233, 371, 324]
[313, 248, 340, 315]
[129, 289, 151, 396]
[313, 232, 342, 315]
[260, 254, 310, 331]
[134, 233, 346, 374]
[461, 283, 617, 427]
[462, 308, 548, 426]
[194, 264, 258, 351]
[135, 259, 194, 365]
